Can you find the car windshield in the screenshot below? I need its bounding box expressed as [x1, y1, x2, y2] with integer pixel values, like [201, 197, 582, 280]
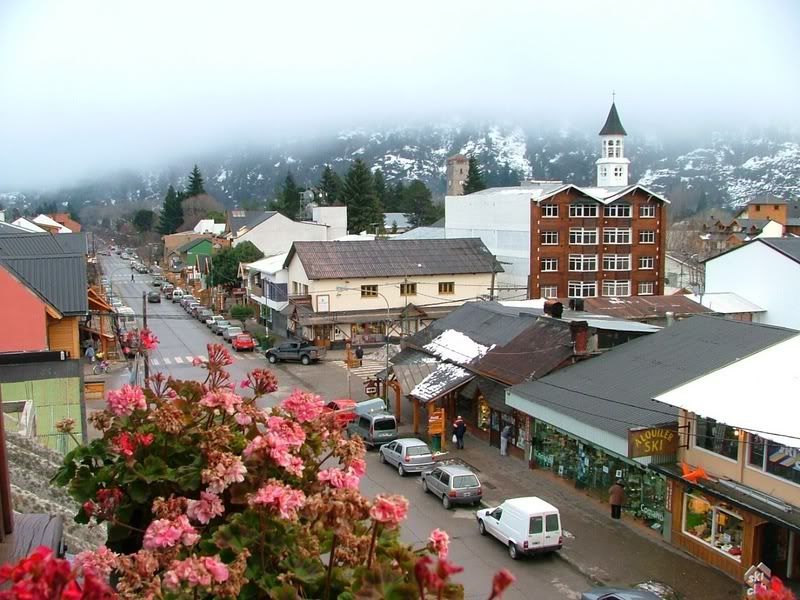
[227, 327, 242, 334]
[235, 335, 251, 341]
[217, 322, 229, 328]
[452, 474, 479, 488]
[405, 445, 431, 456]
[373, 418, 395, 431]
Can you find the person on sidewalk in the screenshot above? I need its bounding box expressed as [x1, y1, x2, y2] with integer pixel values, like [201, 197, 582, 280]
[609, 479, 625, 519]
[85, 344, 96, 364]
[355, 345, 364, 366]
[452, 416, 466, 449]
[500, 424, 512, 456]
[131, 273, 135, 282]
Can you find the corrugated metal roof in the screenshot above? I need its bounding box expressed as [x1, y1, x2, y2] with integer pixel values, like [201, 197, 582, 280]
[578, 296, 711, 320]
[508, 316, 796, 439]
[393, 362, 438, 396]
[410, 363, 474, 403]
[287, 238, 502, 280]
[393, 227, 447, 240]
[229, 211, 276, 236]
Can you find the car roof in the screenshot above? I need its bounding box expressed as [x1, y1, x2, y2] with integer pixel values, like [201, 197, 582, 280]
[394, 438, 428, 446]
[434, 464, 477, 476]
[504, 496, 559, 514]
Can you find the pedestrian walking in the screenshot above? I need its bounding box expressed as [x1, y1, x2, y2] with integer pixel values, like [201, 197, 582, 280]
[452, 416, 466, 449]
[131, 273, 134, 282]
[500, 424, 512, 456]
[355, 345, 364, 366]
[84, 345, 96, 364]
[609, 479, 625, 519]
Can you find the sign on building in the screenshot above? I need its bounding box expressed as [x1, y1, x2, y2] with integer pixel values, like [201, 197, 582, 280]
[627, 425, 679, 458]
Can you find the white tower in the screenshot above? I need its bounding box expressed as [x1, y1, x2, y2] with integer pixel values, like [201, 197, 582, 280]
[595, 101, 630, 187]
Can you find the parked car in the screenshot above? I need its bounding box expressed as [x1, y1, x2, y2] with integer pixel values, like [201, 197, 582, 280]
[222, 326, 243, 342]
[346, 400, 398, 448]
[211, 320, 230, 335]
[421, 464, 482, 509]
[206, 315, 224, 328]
[196, 308, 213, 322]
[180, 296, 196, 309]
[162, 284, 174, 296]
[189, 304, 204, 317]
[378, 438, 434, 477]
[152, 278, 162, 287]
[186, 302, 201, 316]
[147, 291, 161, 303]
[324, 399, 357, 428]
[476, 497, 563, 559]
[171, 289, 184, 302]
[231, 334, 256, 352]
[265, 341, 326, 365]
[580, 588, 662, 600]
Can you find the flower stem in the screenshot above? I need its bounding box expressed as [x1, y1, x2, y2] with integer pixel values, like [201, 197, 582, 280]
[324, 533, 338, 600]
[366, 524, 379, 569]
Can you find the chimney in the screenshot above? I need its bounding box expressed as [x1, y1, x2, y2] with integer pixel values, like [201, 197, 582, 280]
[665, 311, 675, 327]
[570, 320, 589, 355]
[543, 300, 563, 319]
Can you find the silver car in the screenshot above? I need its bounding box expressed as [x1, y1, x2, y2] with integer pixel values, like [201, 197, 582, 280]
[379, 438, 434, 477]
[206, 315, 224, 328]
[421, 464, 483, 509]
[211, 320, 230, 335]
[222, 326, 243, 342]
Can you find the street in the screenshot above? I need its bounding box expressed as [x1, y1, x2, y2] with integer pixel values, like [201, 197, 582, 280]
[98, 254, 594, 599]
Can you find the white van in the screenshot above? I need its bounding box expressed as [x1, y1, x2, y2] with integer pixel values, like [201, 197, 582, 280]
[171, 288, 184, 302]
[476, 496, 562, 559]
[115, 306, 136, 328]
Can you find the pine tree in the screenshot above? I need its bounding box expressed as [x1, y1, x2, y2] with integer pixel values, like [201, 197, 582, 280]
[318, 165, 342, 205]
[341, 160, 382, 233]
[462, 157, 487, 195]
[403, 180, 437, 227]
[158, 185, 184, 234]
[275, 172, 302, 220]
[186, 165, 206, 198]
[373, 168, 387, 208]
[385, 181, 405, 212]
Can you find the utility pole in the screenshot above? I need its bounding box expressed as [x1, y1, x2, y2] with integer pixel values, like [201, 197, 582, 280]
[142, 292, 149, 380]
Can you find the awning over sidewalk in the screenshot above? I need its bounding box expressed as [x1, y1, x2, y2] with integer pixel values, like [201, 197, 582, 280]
[653, 463, 800, 533]
[393, 362, 438, 396]
[410, 363, 474, 403]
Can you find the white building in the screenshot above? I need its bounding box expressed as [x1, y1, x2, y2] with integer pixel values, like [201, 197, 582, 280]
[704, 238, 800, 329]
[193, 219, 226, 235]
[240, 253, 290, 336]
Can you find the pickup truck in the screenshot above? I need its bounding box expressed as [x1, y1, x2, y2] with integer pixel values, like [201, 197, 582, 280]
[265, 342, 326, 365]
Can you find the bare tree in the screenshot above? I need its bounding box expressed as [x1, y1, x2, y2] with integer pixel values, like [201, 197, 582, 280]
[180, 194, 225, 231]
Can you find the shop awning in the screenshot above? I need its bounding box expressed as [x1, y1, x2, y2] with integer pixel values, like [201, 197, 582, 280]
[393, 362, 438, 396]
[654, 335, 800, 448]
[652, 463, 800, 534]
[410, 363, 474, 404]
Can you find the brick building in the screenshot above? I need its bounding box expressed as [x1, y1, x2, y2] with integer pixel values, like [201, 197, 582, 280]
[529, 103, 669, 299]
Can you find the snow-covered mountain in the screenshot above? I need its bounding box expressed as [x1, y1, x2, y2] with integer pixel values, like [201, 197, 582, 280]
[3, 125, 799, 218]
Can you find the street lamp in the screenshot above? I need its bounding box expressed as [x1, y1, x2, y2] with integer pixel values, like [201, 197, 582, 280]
[336, 286, 391, 408]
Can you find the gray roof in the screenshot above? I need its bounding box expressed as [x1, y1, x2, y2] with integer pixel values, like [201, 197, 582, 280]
[599, 102, 627, 136]
[759, 238, 800, 264]
[394, 226, 447, 240]
[228, 211, 276, 236]
[0, 233, 87, 315]
[286, 238, 502, 280]
[509, 316, 796, 439]
[383, 213, 412, 230]
[0, 221, 29, 233]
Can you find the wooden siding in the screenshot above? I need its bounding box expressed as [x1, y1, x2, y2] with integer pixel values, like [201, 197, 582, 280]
[47, 317, 80, 358]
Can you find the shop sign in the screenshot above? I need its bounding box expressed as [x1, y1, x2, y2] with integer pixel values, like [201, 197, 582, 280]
[364, 384, 378, 395]
[744, 562, 772, 597]
[628, 425, 679, 458]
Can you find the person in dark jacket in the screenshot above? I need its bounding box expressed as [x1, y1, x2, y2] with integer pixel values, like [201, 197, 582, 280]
[609, 480, 625, 519]
[452, 416, 466, 449]
[355, 345, 364, 366]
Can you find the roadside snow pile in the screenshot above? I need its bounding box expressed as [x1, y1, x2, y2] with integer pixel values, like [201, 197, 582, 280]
[424, 329, 494, 365]
[411, 363, 471, 402]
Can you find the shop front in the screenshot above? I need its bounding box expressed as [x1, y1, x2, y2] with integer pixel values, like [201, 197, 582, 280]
[456, 377, 526, 459]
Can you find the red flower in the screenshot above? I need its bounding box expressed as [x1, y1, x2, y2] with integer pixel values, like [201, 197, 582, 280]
[136, 433, 155, 447]
[488, 568, 516, 599]
[413, 555, 463, 592]
[140, 328, 159, 351]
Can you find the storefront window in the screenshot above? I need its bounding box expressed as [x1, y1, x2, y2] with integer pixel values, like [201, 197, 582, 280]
[477, 396, 490, 432]
[683, 492, 743, 561]
[695, 417, 739, 460]
[748, 435, 800, 485]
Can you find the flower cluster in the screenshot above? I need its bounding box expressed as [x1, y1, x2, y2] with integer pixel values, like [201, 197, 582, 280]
[111, 431, 154, 458]
[428, 528, 450, 559]
[369, 494, 409, 528]
[186, 491, 225, 525]
[240, 368, 279, 396]
[243, 415, 306, 476]
[139, 328, 159, 351]
[317, 465, 362, 490]
[106, 384, 147, 417]
[414, 555, 464, 593]
[248, 480, 307, 520]
[201, 451, 247, 494]
[75, 546, 118, 579]
[199, 389, 243, 415]
[83, 487, 123, 521]
[162, 555, 229, 591]
[281, 389, 324, 423]
[143, 515, 200, 550]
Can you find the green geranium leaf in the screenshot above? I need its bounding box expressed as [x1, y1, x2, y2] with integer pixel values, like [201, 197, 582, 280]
[128, 479, 149, 503]
[135, 455, 170, 483]
[51, 464, 75, 487]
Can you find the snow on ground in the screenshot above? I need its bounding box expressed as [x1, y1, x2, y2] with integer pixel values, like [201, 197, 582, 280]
[424, 329, 494, 365]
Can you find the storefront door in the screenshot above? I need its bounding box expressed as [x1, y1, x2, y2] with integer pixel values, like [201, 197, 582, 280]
[761, 524, 799, 583]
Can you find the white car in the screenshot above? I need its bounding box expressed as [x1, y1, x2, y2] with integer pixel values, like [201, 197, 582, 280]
[476, 497, 563, 559]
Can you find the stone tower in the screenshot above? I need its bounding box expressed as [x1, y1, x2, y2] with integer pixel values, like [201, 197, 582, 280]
[446, 154, 469, 196]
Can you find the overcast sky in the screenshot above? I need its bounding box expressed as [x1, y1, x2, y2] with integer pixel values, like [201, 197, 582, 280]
[1, 0, 798, 189]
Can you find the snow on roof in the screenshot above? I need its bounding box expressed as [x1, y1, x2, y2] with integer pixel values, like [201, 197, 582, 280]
[335, 233, 376, 241]
[499, 299, 547, 310]
[534, 183, 670, 205]
[244, 253, 288, 274]
[32, 214, 71, 232]
[410, 363, 472, 402]
[423, 329, 494, 365]
[654, 334, 800, 447]
[193, 219, 225, 235]
[685, 292, 765, 314]
[12, 217, 47, 232]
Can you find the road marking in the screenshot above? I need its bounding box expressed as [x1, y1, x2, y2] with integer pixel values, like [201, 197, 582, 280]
[451, 510, 480, 520]
[184, 356, 194, 363]
[151, 359, 160, 366]
[174, 357, 183, 364]
[243, 354, 258, 360]
[163, 358, 171, 365]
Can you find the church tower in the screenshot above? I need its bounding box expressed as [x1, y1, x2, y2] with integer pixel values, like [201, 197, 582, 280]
[595, 101, 630, 187]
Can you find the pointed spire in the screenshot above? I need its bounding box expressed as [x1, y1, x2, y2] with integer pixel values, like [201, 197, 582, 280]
[599, 101, 627, 136]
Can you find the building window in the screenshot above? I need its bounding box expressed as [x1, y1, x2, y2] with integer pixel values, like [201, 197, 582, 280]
[568, 254, 597, 272]
[568, 228, 598, 245]
[755, 205, 761, 212]
[604, 204, 632, 218]
[361, 285, 378, 297]
[400, 283, 417, 296]
[602, 254, 631, 271]
[438, 281, 455, 294]
[639, 230, 656, 244]
[640, 205, 656, 218]
[638, 281, 654, 295]
[613, 166, 623, 178]
[569, 204, 598, 218]
[683, 492, 743, 562]
[541, 231, 559, 245]
[540, 285, 558, 298]
[639, 256, 654, 270]
[747, 435, 800, 486]
[602, 280, 630, 297]
[600, 166, 608, 178]
[567, 281, 597, 298]
[603, 227, 632, 244]
[695, 417, 739, 460]
[540, 258, 559, 272]
[541, 204, 559, 218]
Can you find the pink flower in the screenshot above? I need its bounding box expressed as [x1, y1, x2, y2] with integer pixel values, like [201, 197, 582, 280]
[428, 528, 450, 559]
[244, 416, 306, 475]
[111, 432, 137, 458]
[207, 343, 234, 367]
[186, 491, 225, 525]
[162, 555, 229, 591]
[74, 546, 117, 579]
[202, 452, 247, 494]
[243, 369, 279, 396]
[489, 569, 516, 599]
[202, 556, 229, 583]
[249, 480, 306, 520]
[199, 390, 243, 415]
[369, 494, 409, 528]
[143, 515, 199, 549]
[318, 466, 361, 490]
[106, 384, 147, 417]
[235, 412, 252, 426]
[192, 356, 205, 367]
[281, 389, 324, 423]
[349, 458, 366, 477]
[140, 328, 159, 350]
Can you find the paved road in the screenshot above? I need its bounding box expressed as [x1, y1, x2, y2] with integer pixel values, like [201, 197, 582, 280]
[97, 255, 594, 598]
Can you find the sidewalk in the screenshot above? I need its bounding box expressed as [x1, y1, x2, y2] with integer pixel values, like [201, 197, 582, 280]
[433, 433, 742, 600]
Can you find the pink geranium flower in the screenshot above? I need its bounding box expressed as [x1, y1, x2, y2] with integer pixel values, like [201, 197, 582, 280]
[202, 452, 247, 494]
[106, 384, 147, 417]
[428, 528, 450, 559]
[162, 555, 229, 591]
[199, 390, 243, 415]
[318, 466, 361, 490]
[488, 569, 516, 599]
[140, 328, 159, 351]
[369, 494, 409, 528]
[281, 389, 324, 423]
[74, 546, 118, 579]
[143, 515, 199, 550]
[186, 492, 225, 524]
[249, 480, 306, 520]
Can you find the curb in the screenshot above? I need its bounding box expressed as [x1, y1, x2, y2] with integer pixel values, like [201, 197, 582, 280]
[554, 551, 608, 587]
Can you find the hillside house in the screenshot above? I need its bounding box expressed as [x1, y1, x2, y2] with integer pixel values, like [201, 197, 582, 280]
[228, 206, 347, 255]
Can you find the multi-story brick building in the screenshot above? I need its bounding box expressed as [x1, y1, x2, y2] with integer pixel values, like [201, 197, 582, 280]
[529, 103, 669, 300]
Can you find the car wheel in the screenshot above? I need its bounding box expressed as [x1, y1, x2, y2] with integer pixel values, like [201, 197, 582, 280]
[508, 543, 519, 560]
[301, 355, 311, 365]
[397, 463, 405, 477]
[478, 520, 486, 536]
[379, 451, 385, 464]
[442, 495, 451, 510]
[268, 355, 278, 364]
[422, 479, 429, 493]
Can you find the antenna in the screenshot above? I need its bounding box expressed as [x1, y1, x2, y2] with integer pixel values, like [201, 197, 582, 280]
[612, 90, 616, 103]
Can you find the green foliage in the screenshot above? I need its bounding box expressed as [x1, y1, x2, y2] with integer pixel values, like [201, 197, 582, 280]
[318, 165, 343, 205]
[275, 171, 302, 220]
[207, 241, 264, 289]
[132, 209, 155, 233]
[342, 159, 382, 234]
[186, 164, 206, 198]
[462, 157, 487, 195]
[157, 185, 183, 234]
[373, 168, 387, 208]
[67, 202, 81, 223]
[229, 304, 255, 321]
[402, 180, 438, 227]
[206, 210, 226, 223]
